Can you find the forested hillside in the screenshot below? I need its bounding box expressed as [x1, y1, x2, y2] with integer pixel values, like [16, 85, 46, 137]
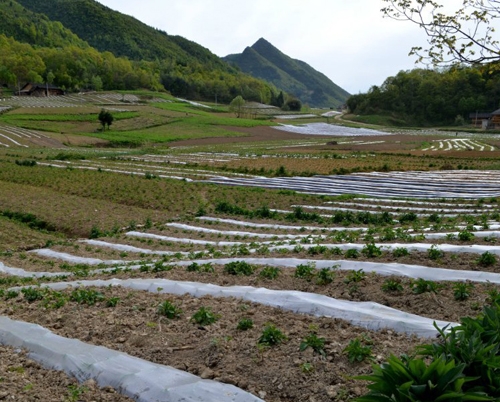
[347, 65, 500, 126]
[224, 38, 350, 108]
[1, 0, 278, 103]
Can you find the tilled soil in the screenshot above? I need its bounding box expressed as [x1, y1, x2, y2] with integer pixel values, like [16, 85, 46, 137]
[1, 286, 425, 402]
[0, 345, 133, 401]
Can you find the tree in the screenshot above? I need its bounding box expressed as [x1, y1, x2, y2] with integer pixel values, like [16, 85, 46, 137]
[98, 109, 114, 130]
[229, 95, 245, 118]
[285, 98, 302, 111]
[381, 0, 500, 65]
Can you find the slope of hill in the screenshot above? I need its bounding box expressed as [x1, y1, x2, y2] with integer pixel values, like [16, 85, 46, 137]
[4, 0, 277, 103]
[224, 38, 350, 108]
[0, 0, 89, 49]
[15, 0, 231, 71]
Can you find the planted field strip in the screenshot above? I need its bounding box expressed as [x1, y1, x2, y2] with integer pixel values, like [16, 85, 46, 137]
[19, 279, 455, 337]
[0, 125, 51, 147]
[204, 170, 500, 199]
[2, 96, 79, 108]
[3, 171, 500, 402]
[293, 204, 490, 217]
[38, 157, 266, 180]
[327, 198, 496, 209]
[422, 138, 495, 151]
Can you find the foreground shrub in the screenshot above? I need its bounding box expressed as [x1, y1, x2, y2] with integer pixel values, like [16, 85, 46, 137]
[355, 354, 491, 401]
[356, 296, 500, 400]
[224, 260, 254, 275]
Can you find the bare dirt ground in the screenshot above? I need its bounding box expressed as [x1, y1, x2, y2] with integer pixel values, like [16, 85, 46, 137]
[0, 345, 133, 401]
[1, 286, 424, 402]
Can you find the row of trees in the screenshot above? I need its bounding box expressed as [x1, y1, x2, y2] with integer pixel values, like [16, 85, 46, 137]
[0, 33, 281, 104]
[0, 34, 162, 92]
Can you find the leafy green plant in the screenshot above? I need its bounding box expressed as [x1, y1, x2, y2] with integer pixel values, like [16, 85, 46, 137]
[294, 262, 316, 280]
[191, 307, 220, 326]
[258, 324, 287, 347]
[458, 229, 475, 241]
[4, 290, 19, 300]
[392, 247, 409, 258]
[343, 336, 373, 363]
[344, 269, 366, 284]
[21, 287, 44, 302]
[152, 260, 172, 272]
[158, 300, 182, 319]
[66, 384, 88, 402]
[300, 333, 326, 356]
[42, 290, 67, 309]
[237, 318, 254, 331]
[224, 260, 254, 276]
[381, 278, 404, 292]
[411, 278, 441, 294]
[345, 249, 360, 259]
[316, 267, 336, 285]
[186, 262, 200, 272]
[259, 266, 281, 280]
[380, 227, 396, 241]
[362, 242, 382, 258]
[428, 245, 444, 260]
[300, 362, 314, 373]
[105, 297, 120, 307]
[452, 282, 474, 301]
[477, 251, 497, 267]
[70, 288, 104, 305]
[355, 354, 491, 401]
[307, 245, 328, 255]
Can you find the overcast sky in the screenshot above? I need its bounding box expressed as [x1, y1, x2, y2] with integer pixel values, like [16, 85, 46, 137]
[96, 0, 434, 94]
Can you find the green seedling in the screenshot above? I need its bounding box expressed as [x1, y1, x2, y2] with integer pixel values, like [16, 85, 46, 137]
[157, 300, 182, 319]
[191, 307, 219, 326]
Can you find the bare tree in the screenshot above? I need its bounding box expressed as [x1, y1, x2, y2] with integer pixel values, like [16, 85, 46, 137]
[381, 0, 500, 65]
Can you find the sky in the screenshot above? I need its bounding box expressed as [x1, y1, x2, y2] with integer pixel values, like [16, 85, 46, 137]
[96, 0, 434, 95]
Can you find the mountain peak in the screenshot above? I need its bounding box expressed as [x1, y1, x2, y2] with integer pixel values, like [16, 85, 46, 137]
[223, 40, 349, 108]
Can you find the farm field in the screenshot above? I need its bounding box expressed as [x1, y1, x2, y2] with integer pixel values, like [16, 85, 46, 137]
[1, 93, 500, 401]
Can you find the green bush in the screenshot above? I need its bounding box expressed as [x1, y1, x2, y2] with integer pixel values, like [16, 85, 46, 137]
[381, 278, 404, 293]
[355, 354, 490, 401]
[316, 267, 335, 285]
[237, 318, 254, 331]
[258, 324, 287, 347]
[362, 242, 382, 258]
[191, 307, 219, 326]
[343, 336, 373, 363]
[300, 333, 326, 356]
[223, 261, 254, 276]
[294, 262, 316, 280]
[477, 251, 497, 267]
[158, 300, 182, 319]
[259, 266, 281, 280]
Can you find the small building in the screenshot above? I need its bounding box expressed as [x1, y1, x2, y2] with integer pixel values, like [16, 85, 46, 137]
[15, 83, 65, 97]
[469, 109, 500, 129]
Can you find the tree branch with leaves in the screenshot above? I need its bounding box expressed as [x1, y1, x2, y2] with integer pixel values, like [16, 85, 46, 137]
[381, 0, 500, 65]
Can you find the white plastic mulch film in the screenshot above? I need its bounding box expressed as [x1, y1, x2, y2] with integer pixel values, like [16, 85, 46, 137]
[24, 278, 456, 338]
[0, 317, 263, 402]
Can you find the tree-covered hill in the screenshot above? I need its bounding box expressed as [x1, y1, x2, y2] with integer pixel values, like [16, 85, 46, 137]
[0, 0, 89, 49]
[15, 0, 229, 69]
[346, 65, 500, 126]
[2, 0, 278, 103]
[224, 38, 350, 108]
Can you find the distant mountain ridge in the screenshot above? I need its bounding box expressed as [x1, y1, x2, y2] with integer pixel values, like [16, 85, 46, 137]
[224, 38, 349, 108]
